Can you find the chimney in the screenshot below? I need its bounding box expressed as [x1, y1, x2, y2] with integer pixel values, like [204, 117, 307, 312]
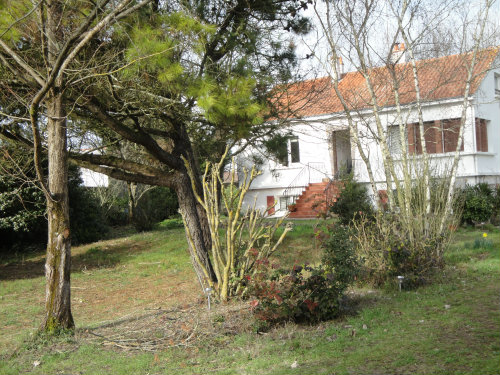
[333, 56, 346, 80]
[390, 43, 406, 64]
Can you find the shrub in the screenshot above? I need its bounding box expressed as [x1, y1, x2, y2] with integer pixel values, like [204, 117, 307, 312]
[491, 185, 500, 225]
[384, 235, 445, 287]
[0, 146, 47, 251]
[0, 175, 47, 251]
[0, 160, 109, 249]
[184, 150, 291, 302]
[158, 216, 184, 230]
[352, 213, 448, 288]
[133, 186, 179, 231]
[248, 225, 360, 323]
[321, 225, 360, 290]
[459, 184, 494, 225]
[330, 173, 374, 225]
[350, 173, 461, 289]
[68, 166, 109, 245]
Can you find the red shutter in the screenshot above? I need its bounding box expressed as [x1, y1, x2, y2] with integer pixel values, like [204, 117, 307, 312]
[435, 120, 443, 153]
[407, 123, 422, 154]
[443, 119, 463, 153]
[266, 196, 275, 215]
[378, 190, 388, 210]
[424, 121, 437, 154]
[407, 123, 415, 154]
[481, 120, 488, 152]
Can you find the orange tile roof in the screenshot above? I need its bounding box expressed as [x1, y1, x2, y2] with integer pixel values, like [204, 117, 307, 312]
[276, 47, 499, 119]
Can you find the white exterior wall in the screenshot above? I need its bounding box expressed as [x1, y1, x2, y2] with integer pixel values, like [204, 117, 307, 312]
[80, 168, 109, 188]
[242, 63, 500, 212]
[344, 67, 500, 190]
[243, 188, 289, 216]
[239, 122, 333, 213]
[472, 65, 500, 185]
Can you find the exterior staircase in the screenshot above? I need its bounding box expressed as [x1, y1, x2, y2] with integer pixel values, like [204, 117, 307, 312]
[289, 179, 343, 218]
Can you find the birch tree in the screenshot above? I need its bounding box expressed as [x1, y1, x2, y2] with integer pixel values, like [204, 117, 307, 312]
[306, 0, 498, 264]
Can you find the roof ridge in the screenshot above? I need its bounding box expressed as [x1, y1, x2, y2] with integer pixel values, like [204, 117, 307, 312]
[289, 46, 500, 87]
[276, 46, 499, 119]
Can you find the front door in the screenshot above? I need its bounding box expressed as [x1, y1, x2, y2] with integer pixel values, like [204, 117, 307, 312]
[332, 130, 352, 178]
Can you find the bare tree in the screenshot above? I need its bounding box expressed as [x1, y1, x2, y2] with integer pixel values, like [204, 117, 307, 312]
[301, 0, 499, 264]
[0, 0, 151, 332]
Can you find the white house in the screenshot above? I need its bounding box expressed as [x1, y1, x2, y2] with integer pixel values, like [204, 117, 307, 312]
[239, 47, 500, 218]
[80, 168, 109, 188]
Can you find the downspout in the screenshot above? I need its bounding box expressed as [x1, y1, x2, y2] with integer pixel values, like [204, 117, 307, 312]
[471, 104, 478, 185]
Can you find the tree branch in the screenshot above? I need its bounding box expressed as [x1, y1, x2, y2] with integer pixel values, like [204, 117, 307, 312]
[82, 97, 184, 170]
[0, 40, 46, 86]
[70, 152, 167, 177]
[71, 159, 176, 188]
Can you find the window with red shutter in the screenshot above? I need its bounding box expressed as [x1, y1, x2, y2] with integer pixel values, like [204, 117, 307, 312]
[423, 121, 438, 154]
[475, 118, 488, 152]
[442, 119, 463, 153]
[407, 123, 422, 154]
[406, 118, 463, 155]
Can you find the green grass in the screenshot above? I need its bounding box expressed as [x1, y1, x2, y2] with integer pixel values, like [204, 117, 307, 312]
[0, 224, 499, 374]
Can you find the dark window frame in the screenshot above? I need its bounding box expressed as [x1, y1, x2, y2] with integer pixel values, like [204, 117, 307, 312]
[290, 138, 300, 164]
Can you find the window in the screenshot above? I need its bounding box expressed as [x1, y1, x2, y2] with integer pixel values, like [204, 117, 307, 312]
[408, 119, 463, 155]
[495, 73, 500, 95]
[290, 138, 300, 163]
[279, 196, 291, 211]
[277, 142, 288, 166]
[276, 137, 300, 166]
[475, 118, 488, 152]
[388, 126, 402, 155]
[407, 122, 424, 154]
[441, 119, 463, 153]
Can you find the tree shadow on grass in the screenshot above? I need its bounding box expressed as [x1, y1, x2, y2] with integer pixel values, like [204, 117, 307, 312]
[0, 236, 154, 281]
[338, 290, 382, 318]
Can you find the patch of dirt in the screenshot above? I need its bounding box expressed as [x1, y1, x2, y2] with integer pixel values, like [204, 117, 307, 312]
[472, 252, 491, 260]
[77, 301, 253, 352]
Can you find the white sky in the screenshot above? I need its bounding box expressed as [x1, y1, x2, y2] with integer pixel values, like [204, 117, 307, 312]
[294, 0, 500, 79]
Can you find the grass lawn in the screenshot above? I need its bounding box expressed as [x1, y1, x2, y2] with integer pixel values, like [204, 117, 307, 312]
[0, 221, 499, 374]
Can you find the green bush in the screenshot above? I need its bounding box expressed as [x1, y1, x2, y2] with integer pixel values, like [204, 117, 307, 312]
[330, 173, 374, 225]
[0, 174, 47, 250]
[0, 154, 109, 249]
[383, 234, 445, 287]
[248, 225, 360, 323]
[0, 145, 47, 251]
[459, 184, 494, 225]
[321, 225, 360, 290]
[68, 166, 109, 245]
[492, 185, 500, 225]
[133, 186, 179, 231]
[158, 216, 184, 230]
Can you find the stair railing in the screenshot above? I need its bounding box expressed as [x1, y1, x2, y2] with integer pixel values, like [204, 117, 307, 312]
[282, 162, 327, 204]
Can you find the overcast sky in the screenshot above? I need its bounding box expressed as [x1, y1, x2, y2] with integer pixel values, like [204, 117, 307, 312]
[294, 0, 500, 79]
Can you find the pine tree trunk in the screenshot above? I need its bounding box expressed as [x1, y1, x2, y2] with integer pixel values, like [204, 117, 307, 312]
[41, 91, 74, 331]
[176, 171, 217, 284]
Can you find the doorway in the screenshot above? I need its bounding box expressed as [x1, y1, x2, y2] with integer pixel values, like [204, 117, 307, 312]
[332, 130, 352, 178]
